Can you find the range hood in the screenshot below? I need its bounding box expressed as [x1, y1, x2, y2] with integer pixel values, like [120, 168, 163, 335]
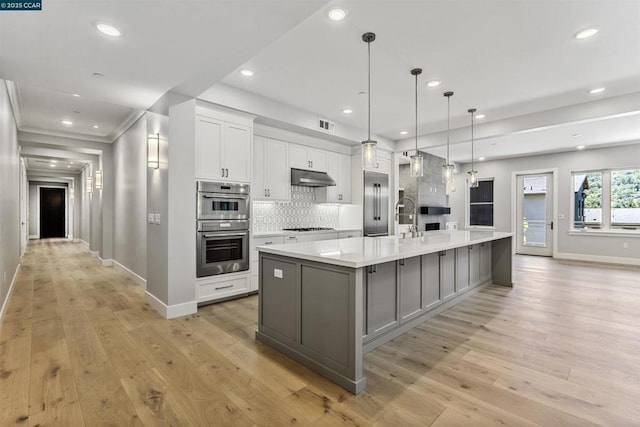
[291, 168, 336, 187]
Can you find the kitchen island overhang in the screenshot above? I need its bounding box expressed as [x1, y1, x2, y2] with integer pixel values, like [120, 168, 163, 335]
[255, 230, 514, 394]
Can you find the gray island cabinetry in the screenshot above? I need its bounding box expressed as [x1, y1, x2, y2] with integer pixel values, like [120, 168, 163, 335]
[256, 230, 514, 394]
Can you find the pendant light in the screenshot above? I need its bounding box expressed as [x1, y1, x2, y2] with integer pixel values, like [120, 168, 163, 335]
[467, 108, 479, 188]
[409, 68, 423, 177]
[442, 91, 456, 192]
[361, 32, 377, 169]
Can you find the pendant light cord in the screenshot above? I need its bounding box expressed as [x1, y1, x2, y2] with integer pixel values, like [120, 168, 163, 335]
[468, 108, 477, 171]
[367, 39, 371, 142]
[446, 95, 451, 163]
[415, 72, 418, 153]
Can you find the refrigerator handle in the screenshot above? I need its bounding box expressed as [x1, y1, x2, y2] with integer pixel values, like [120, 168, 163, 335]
[376, 183, 381, 221]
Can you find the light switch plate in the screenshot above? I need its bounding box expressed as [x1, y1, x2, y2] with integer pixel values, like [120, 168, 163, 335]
[148, 214, 155, 224]
[274, 268, 283, 279]
[154, 214, 161, 224]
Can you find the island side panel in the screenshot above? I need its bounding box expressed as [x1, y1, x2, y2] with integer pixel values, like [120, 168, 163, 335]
[256, 252, 366, 394]
[491, 236, 514, 286]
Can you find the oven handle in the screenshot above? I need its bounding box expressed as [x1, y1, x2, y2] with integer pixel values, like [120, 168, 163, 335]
[201, 194, 249, 199]
[202, 233, 248, 238]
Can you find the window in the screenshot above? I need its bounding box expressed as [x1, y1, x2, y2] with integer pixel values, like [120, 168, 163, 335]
[469, 179, 494, 227]
[611, 169, 640, 226]
[573, 172, 602, 228]
[572, 168, 640, 230]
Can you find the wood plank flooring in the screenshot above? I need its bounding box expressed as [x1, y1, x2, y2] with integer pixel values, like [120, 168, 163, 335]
[1, 240, 638, 426]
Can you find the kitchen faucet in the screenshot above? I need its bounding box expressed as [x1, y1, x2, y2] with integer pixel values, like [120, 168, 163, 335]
[394, 197, 420, 238]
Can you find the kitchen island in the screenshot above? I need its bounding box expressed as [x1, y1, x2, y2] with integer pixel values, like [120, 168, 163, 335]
[256, 230, 514, 394]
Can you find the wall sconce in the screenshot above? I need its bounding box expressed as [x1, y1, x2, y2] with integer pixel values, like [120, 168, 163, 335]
[86, 176, 93, 193]
[148, 133, 160, 169]
[95, 170, 103, 189]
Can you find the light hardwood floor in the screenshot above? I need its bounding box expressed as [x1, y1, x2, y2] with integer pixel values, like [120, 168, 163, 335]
[1, 240, 638, 426]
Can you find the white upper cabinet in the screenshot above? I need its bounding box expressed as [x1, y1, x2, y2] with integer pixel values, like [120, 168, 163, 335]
[319, 152, 351, 203]
[195, 109, 252, 183]
[253, 136, 290, 201]
[362, 149, 391, 174]
[289, 144, 327, 172]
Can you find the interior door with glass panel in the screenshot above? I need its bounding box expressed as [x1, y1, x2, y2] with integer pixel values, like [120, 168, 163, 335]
[516, 173, 553, 256]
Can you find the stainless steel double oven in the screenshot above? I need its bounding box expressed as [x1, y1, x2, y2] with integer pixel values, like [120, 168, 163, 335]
[196, 181, 250, 278]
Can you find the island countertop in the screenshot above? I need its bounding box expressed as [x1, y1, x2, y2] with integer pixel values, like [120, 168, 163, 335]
[257, 230, 514, 268]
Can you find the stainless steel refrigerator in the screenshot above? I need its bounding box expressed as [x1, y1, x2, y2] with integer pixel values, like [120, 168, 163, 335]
[363, 171, 389, 236]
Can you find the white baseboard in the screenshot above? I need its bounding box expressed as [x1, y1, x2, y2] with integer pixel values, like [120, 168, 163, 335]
[72, 238, 81, 243]
[90, 250, 99, 257]
[144, 291, 197, 319]
[80, 240, 89, 248]
[112, 259, 147, 289]
[100, 258, 113, 267]
[0, 264, 21, 330]
[555, 251, 640, 266]
[29, 235, 37, 240]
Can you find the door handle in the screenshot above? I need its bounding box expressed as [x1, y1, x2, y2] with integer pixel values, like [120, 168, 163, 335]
[399, 259, 405, 266]
[225, 168, 229, 177]
[221, 168, 225, 177]
[549, 221, 554, 230]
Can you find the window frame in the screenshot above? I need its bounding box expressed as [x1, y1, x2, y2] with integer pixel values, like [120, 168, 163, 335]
[571, 166, 640, 231]
[466, 177, 495, 229]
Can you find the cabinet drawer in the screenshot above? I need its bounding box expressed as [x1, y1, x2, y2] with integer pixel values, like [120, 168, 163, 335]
[252, 236, 285, 248]
[338, 231, 362, 239]
[198, 276, 249, 302]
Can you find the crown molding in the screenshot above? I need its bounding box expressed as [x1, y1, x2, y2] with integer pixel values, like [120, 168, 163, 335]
[107, 109, 146, 142]
[5, 80, 24, 128]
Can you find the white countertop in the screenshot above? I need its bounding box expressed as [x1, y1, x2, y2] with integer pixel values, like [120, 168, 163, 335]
[253, 228, 361, 238]
[257, 230, 514, 268]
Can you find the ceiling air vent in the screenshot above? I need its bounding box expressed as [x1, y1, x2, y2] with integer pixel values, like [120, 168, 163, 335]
[319, 118, 335, 133]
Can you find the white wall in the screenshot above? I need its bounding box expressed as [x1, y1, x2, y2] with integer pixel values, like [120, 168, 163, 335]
[0, 80, 21, 321]
[113, 115, 147, 278]
[449, 143, 640, 263]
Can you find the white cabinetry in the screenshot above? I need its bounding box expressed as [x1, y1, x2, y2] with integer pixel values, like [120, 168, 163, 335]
[197, 272, 250, 303]
[289, 144, 327, 172]
[362, 150, 391, 174]
[250, 236, 285, 291]
[317, 152, 351, 203]
[253, 136, 290, 201]
[195, 113, 252, 183]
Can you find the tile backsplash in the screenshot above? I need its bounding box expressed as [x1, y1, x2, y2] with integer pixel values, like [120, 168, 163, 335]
[253, 186, 339, 232]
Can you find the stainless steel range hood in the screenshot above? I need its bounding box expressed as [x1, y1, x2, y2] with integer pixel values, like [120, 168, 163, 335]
[291, 168, 336, 187]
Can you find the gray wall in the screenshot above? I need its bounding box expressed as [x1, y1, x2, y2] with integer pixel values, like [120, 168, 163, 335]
[399, 151, 447, 230]
[113, 115, 147, 278]
[81, 166, 91, 244]
[449, 143, 640, 262]
[0, 81, 21, 316]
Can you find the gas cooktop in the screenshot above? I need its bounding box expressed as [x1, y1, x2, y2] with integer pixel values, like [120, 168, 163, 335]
[282, 227, 335, 232]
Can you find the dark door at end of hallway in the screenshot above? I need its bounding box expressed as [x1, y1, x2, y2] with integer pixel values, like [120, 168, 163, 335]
[40, 188, 65, 238]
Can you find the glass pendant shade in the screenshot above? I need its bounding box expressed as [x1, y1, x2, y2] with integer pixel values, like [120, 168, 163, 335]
[410, 154, 423, 178]
[362, 140, 377, 169]
[443, 163, 456, 192]
[468, 170, 479, 188]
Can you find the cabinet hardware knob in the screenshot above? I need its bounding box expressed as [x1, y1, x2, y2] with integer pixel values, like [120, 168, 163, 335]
[221, 168, 225, 177]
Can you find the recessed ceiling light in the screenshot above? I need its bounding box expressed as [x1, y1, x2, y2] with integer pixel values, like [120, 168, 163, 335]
[479, 157, 486, 161]
[50, 160, 57, 163]
[574, 27, 599, 40]
[475, 114, 486, 119]
[400, 131, 408, 135]
[69, 161, 74, 164]
[72, 93, 80, 98]
[342, 108, 353, 114]
[577, 145, 586, 150]
[426, 80, 441, 88]
[93, 125, 100, 129]
[328, 8, 347, 22]
[96, 23, 121, 37]
[50, 164, 56, 168]
[240, 69, 254, 77]
[572, 133, 581, 137]
[61, 120, 73, 126]
[589, 87, 605, 94]
[67, 165, 71, 168]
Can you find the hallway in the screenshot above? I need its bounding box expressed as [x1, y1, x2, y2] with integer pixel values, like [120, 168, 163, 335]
[1, 240, 639, 426]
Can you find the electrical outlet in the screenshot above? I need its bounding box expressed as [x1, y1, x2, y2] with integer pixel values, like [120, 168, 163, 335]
[148, 214, 154, 224]
[623, 242, 629, 249]
[154, 214, 161, 224]
[274, 268, 283, 279]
